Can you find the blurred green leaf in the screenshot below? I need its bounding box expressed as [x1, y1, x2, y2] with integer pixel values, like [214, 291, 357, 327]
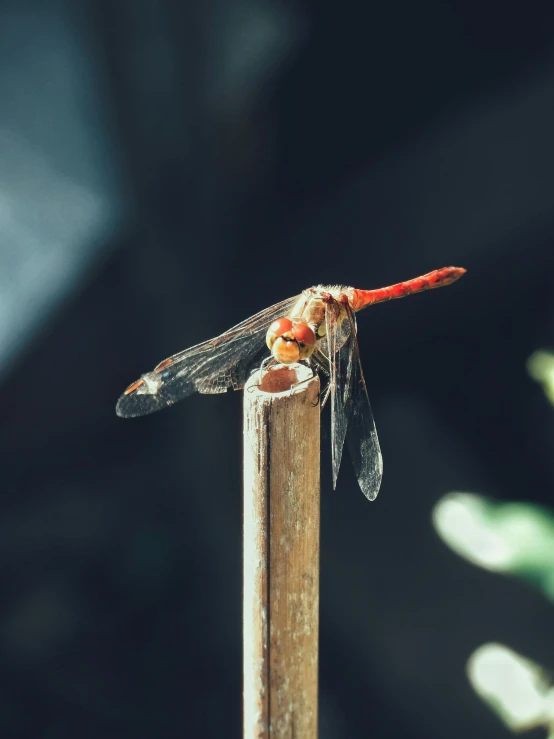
[467, 643, 554, 733]
[432, 493, 554, 600]
[527, 350, 554, 407]
[432, 349, 554, 736]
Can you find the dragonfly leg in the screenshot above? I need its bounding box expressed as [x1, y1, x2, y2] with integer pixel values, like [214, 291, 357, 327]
[319, 381, 332, 408]
[311, 350, 330, 376]
[302, 383, 322, 407]
[289, 364, 318, 402]
[247, 355, 275, 392]
[295, 361, 327, 407]
[307, 349, 330, 406]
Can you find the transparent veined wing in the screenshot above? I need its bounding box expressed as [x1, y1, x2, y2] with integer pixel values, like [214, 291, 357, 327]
[343, 306, 382, 500]
[325, 298, 353, 490]
[325, 299, 382, 500]
[116, 294, 301, 418]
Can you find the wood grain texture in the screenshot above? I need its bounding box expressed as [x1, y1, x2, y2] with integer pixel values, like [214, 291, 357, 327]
[243, 364, 320, 739]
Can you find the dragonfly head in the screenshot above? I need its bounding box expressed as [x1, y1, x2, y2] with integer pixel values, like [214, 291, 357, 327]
[266, 318, 316, 363]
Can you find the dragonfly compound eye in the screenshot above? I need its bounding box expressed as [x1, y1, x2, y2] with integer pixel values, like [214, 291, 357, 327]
[266, 318, 294, 351]
[292, 322, 316, 360]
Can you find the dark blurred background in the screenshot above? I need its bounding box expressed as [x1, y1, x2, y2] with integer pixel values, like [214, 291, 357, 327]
[1, 0, 554, 737]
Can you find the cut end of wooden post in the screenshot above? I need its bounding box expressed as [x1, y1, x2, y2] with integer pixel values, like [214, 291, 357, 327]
[258, 365, 299, 393]
[251, 362, 319, 401]
[243, 363, 320, 739]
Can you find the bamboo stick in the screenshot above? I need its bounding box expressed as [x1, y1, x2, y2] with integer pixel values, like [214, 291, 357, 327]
[243, 363, 321, 739]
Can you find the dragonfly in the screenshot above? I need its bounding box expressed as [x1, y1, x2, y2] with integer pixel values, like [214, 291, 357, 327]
[116, 266, 465, 500]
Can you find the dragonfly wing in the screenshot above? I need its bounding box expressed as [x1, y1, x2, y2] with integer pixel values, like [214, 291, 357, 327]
[325, 299, 354, 490]
[344, 308, 382, 500]
[116, 294, 301, 418]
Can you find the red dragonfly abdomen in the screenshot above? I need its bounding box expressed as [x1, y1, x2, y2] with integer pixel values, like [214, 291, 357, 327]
[349, 266, 466, 312]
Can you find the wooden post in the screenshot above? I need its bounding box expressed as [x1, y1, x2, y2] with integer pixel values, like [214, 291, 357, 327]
[243, 363, 320, 739]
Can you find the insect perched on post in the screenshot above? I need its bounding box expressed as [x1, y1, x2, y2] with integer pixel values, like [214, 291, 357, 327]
[116, 266, 466, 500]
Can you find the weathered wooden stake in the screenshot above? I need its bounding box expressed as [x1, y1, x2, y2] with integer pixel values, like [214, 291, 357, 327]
[243, 364, 320, 739]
